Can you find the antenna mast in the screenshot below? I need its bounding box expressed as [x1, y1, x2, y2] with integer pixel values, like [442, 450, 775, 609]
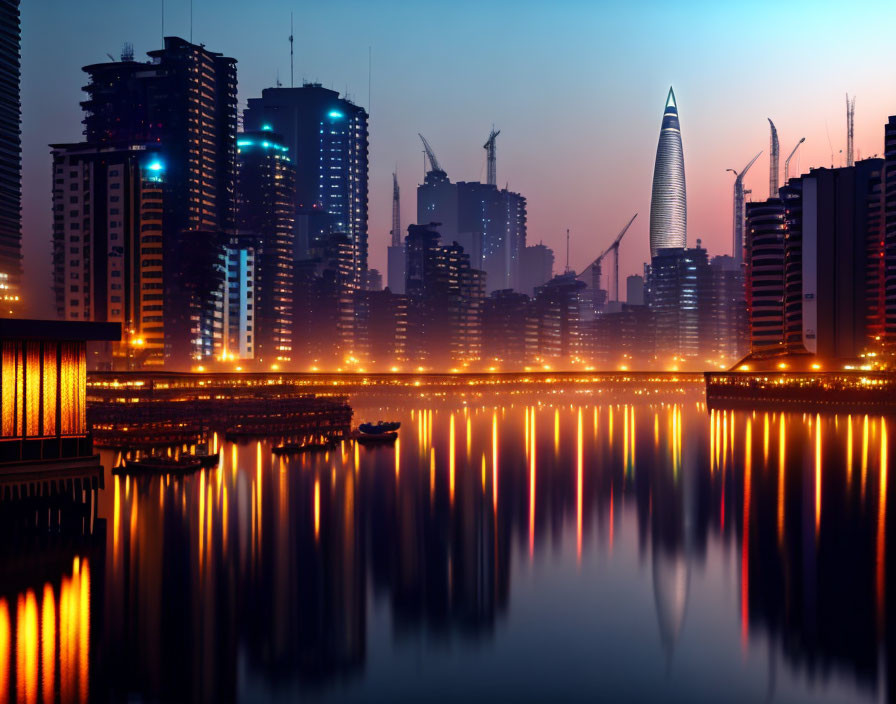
[391, 172, 401, 247]
[289, 14, 294, 88]
[566, 229, 570, 273]
[846, 93, 856, 167]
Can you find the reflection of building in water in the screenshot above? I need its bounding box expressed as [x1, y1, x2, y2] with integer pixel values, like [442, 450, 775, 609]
[0, 465, 105, 703]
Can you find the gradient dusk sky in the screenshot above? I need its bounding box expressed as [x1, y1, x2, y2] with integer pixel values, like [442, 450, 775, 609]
[19, 0, 896, 315]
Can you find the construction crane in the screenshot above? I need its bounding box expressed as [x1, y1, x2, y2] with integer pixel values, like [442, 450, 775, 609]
[784, 137, 805, 182]
[727, 151, 762, 267]
[768, 119, 779, 198]
[390, 172, 401, 247]
[578, 214, 637, 303]
[846, 93, 856, 167]
[483, 127, 500, 186]
[418, 133, 446, 178]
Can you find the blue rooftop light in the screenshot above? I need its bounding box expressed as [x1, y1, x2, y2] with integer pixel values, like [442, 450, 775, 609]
[327, 110, 344, 119]
[237, 139, 252, 147]
[261, 123, 273, 131]
[146, 159, 163, 171]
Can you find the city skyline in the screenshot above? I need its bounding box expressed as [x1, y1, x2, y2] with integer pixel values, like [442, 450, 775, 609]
[18, 0, 896, 316]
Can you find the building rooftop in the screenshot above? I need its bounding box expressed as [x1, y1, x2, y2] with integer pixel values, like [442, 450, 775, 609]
[0, 319, 121, 341]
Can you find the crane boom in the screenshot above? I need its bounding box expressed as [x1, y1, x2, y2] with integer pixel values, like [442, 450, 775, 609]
[418, 133, 444, 175]
[582, 213, 637, 273]
[483, 127, 500, 186]
[784, 137, 805, 182]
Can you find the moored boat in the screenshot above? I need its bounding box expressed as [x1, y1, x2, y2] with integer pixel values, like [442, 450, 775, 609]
[354, 430, 398, 445]
[358, 421, 401, 435]
[116, 455, 203, 475]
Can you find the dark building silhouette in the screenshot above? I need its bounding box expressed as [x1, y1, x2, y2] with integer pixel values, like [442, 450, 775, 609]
[0, 0, 21, 312]
[708, 255, 747, 362]
[235, 128, 296, 366]
[519, 244, 554, 297]
[404, 224, 484, 368]
[417, 165, 527, 292]
[528, 273, 586, 366]
[886, 116, 896, 353]
[353, 289, 407, 366]
[243, 84, 369, 287]
[292, 233, 357, 368]
[481, 290, 531, 367]
[78, 37, 238, 365]
[586, 305, 655, 368]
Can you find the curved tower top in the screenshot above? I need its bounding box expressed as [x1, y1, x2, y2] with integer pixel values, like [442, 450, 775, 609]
[649, 87, 687, 257]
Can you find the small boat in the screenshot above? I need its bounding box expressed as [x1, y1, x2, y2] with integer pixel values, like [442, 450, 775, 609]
[354, 430, 398, 445]
[358, 421, 401, 435]
[180, 451, 220, 468]
[117, 455, 203, 474]
[272, 440, 334, 455]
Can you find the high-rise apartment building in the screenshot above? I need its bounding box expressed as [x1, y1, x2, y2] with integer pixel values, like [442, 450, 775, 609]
[528, 273, 586, 366]
[745, 198, 786, 355]
[79, 37, 238, 365]
[417, 170, 527, 293]
[482, 290, 530, 367]
[647, 245, 709, 365]
[649, 88, 687, 257]
[235, 128, 296, 366]
[243, 84, 369, 287]
[884, 116, 896, 352]
[404, 224, 484, 367]
[50, 144, 166, 368]
[0, 0, 22, 312]
[745, 159, 884, 362]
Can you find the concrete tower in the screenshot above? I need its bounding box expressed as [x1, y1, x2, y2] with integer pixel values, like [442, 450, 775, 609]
[649, 87, 687, 257]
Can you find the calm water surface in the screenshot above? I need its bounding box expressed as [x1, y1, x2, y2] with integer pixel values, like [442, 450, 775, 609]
[3, 392, 895, 702]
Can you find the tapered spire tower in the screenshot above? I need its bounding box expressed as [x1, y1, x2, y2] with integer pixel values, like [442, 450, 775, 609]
[649, 87, 687, 257]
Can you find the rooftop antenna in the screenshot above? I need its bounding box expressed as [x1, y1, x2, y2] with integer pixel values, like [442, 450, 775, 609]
[161, 0, 164, 39]
[289, 13, 294, 88]
[368, 46, 371, 113]
[825, 121, 834, 168]
[566, 229, 570, 273]
[190, 0, 193, 43]
[846, 93, 856, 167]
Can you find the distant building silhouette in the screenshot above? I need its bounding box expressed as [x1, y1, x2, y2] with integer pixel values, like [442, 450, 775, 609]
[404, 224, 484, 367]
[519, 244, 554, 297]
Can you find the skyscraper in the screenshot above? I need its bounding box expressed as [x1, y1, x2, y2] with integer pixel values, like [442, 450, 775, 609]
[50, 144, 167, 368]
[80, 37, 238, 365]
[649, 87, 687, 257]
[235, 128, 296, 366]
[243, 84, 369, 288]
[0, 0, 22, 312]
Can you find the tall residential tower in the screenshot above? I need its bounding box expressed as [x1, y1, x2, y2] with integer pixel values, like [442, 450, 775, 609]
[0, 0, 22, 312]
[649, 87, 687, 257]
